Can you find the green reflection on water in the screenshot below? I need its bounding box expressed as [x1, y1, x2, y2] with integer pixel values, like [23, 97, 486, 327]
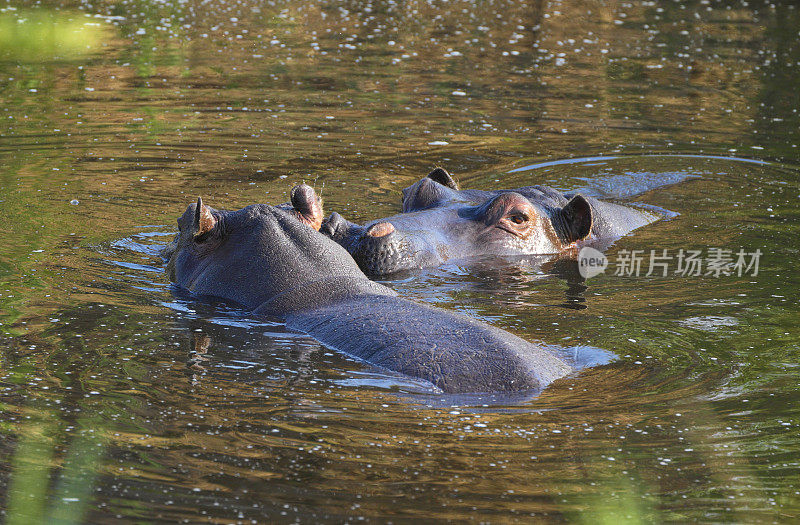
[6, 412, 106, 525]
[0, 9, 112, 62]
[569, 463, 656, 524]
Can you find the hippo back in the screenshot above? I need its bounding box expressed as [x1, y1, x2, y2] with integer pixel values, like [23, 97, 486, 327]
[285, 294, 571, 393]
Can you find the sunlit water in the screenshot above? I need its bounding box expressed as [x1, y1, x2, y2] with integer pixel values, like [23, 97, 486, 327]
[1, 0, 800, 522]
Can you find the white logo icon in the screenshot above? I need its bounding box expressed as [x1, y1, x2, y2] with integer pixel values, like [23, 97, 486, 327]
[578, 247, 608, 278]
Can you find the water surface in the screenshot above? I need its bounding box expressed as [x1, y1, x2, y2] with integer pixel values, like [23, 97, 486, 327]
[1, 0, 800, 522]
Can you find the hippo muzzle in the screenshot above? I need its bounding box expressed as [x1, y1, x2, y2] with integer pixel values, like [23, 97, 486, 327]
[322, 212, 442, 276]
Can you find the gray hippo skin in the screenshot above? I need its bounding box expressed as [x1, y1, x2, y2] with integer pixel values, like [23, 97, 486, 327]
[163, 185, 571, 394]
[321, 167, 661, 276]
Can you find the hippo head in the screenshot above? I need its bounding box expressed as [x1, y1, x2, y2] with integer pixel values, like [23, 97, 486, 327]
[321, 172, 593, 277]
[164, 184, 367, 310]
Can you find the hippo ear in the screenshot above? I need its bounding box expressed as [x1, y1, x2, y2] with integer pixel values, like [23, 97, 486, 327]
[427, 167, 459, 190]
[556, 195, 592, 245]
[193, 197, 217, 238]
[290, 184, 324, 231]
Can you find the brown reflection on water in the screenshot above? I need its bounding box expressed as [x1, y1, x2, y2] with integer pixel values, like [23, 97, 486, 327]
[2, 0, 797, 197]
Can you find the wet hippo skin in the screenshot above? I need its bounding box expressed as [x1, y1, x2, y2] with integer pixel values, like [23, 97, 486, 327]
[163, 185, 571, 394]
[321, 167, 662, 276]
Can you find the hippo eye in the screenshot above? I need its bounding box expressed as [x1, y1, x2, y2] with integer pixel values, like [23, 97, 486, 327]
[509, 213, 528, 225]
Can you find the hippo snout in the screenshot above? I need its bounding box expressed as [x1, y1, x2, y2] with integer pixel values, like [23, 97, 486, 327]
[366, 221, 395, 238]
[352, 225, 408, 276]
[320, 212, 351, 243]
[322, 213, 442, 276]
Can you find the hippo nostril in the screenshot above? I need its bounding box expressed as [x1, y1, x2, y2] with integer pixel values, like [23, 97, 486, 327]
[320, 212, 342, 235]
[366, 222, 395, 238]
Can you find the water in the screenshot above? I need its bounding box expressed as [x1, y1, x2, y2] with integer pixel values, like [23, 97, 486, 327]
[1, 0, 800, 522]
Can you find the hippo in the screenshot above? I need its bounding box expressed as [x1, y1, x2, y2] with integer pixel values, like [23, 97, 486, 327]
[162, 184, 574, 394]
[320, 167, 662, 276]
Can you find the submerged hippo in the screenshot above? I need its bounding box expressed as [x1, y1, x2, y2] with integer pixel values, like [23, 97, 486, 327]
[163, 185, 573, 394]
[321, 167, 662, 276]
